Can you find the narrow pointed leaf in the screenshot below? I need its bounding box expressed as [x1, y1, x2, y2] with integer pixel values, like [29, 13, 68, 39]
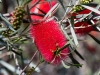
[18, 23, 29, 35]
[30, 12, 45, 17]
[20, 53, 25, 69]
[71, 16, 74, 27]
[36, 7, 46, 15]
[0, 28, 7, 32]
[68, 62, 82, 67]
[26, 5, 32, 22]
[84, 3, 98, 7]
[69, 19, 79, 46]
[44, 3, 60, 19]
[70, 46, 84, 60]
[81, 5, 100, 15]
[16, 0, 19, 6]
[88, 33, 100, 44]
[69, 53, 81, 68]
[61, 61, 70, 69]
[74, 50, 84, 60]
[0, 39, 7, 46]
[0, 14, 15, 32]
[11, 50, 21, 55]
[57, 38, 73, 53]
[58, 0, 65, 11]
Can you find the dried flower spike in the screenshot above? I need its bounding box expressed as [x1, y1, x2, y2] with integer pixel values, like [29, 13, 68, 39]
[30, 19, 69, 65]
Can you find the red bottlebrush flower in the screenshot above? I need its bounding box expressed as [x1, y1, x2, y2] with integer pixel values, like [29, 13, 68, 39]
[30, 0, 56, 20]
[74, 21, 93, 35]
[70, 5, 99, 35]
[30, 19, 69, 65]
[72, 8, 91, 16]
[73, 19, 98, 35]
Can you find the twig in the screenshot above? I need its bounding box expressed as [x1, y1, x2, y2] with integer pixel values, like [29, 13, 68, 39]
[20, 50, 38, 75]
[13, 52, 25, 75]
[3, 13, 12, 17]
[29, 0, 40, 10]
[30, 12, 45, 17]
[1, 12, 43, 23]
[43, 3, 60, 19]
[0, 52, 11, 58]
[0, 46, 6, 51]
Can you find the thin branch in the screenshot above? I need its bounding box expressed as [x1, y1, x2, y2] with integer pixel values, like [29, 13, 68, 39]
[20, 50, 38, 75]
[2, 12, 44, 23]
[30, 12, 45, 17]
[3, 13, 12, 17]
[0, 46, 6, 51]
[0, 52, 11, 58]
[29, 0, 40, 10]
[13, 52, 25, 75]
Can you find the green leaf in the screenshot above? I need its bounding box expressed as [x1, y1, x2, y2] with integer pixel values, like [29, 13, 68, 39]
[11, 50, 21, 55]
[26, 5, 32, 23]
[36, 7, 46, 15]
[16, 0, 19, 6]
[0, 39, 7, 46]
[18, 23, 29, 35]
[69, 45, 84, 60]
[69, 53, 81, 68]
[71, 16, 74, 27]
[0, 14, 15, 32]
[12, 37, 22, 43]
[68, 62, 83, 67]
[0, 28, 7, 32]
[58, 0, 66, 11]
[20, 52, 25, 69]
[56, 38, 73, 54]
[69, 19, 79, 46]
[9, 31, 18, 37]
[75, 50, 84, 60]
[61, 61, 70, 69]
[88, 33, 100, 44]
[81, 4, 100, 15]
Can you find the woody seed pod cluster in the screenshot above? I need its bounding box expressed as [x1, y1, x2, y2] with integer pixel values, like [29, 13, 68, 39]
[10, 6, 26, 30]
[1, 6, 26, 37]
[0, 23, 11, 37]
[1, 29, 11, 37]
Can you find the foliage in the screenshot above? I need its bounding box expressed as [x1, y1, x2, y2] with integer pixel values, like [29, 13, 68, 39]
[0, 0, 100, 75]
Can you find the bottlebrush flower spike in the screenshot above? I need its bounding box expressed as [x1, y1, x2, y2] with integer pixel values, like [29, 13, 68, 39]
[30, 0, 56, 20]
[72, 9, 91, 16]
[74, 20, 97, 35]
[30, 18, 69, 65]
[71, 4, 100, 35]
